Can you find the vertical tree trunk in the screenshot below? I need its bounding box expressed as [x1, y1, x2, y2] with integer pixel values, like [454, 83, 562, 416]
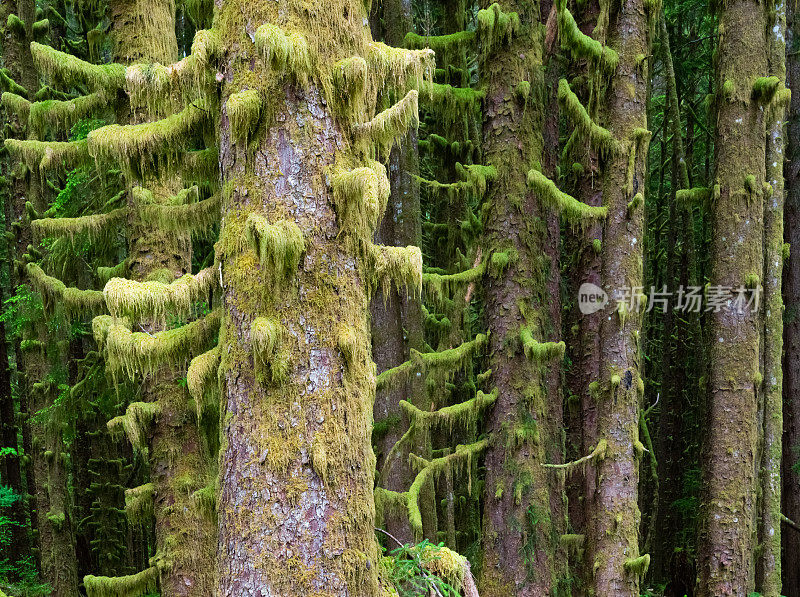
[479, 0, 564, 593]
[697, 0, 768, 593]
[590, 0, 651, 593]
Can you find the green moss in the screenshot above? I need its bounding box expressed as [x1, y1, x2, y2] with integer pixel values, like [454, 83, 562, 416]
[476, 3, 520, 57]
[593, 238, 602, 253]
[558, 79, 619, 156]
[543, 439, 607, 474]
[355, 90, 419, 154]
[28, 91, 108, 136]
[84, 567, 158, 597]
[104, 265, 216, 322]
[26, 263, 105, 317]
[187, 346, 220, 416]
[0, 69, 28, 96]
[404, 31, 475, 54]
[4, 138, 90, 173]
[752, 76, 781, 103]
[32, 18, 49, 38]
[557, 4, 618, 74]
[627, 192, 644, 216]
[527, 168, 607, 224]
[519, 326, 565, 361]
[33, 207, 127, 245]
[676, 186, 711, 206]
[254, 25, 313, 86]
[331, 159, 390, 242]
[31, 42, 126, 93]
[400, 388, 497, 434]
[1, 92, 31, 122]
[244, 215, 306, 281]
[139, 192, 219, 238]
[419, 81, 484, 126]
[251, 317, 288, 383]
[422, 261, 486, 306]
[371, 244, 423, 299]
[124, 483, 154, 523]
[227, 89, 262, 144]
[623, 553, 650, 576]
[107, 402, 161, 451]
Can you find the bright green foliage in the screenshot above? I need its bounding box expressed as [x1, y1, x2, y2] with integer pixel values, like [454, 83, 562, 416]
[31, 42, 126, 93]
[1, 92, 31, 123]
[519, 326, 566, 361]
[26, 263, 105, 317]
[107, 402, 161, 451]
[84, 567, 158, 597]
[527, 168, 607, 223]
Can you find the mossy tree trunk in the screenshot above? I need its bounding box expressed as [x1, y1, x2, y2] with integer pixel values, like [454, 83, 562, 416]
[696, 0, 768, 593]
[478, 0, 564, 593]
[589, 0, 651, 593]
[782, 0, 800, 593]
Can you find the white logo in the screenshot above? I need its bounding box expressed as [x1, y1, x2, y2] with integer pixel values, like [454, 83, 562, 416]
[578, 282, 608, 314]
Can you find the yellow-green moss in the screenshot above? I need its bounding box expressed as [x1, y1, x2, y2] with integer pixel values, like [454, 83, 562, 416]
[527, 168, 607, 223]
[31, 42, 126, 92]
[84, 567, 158, 597]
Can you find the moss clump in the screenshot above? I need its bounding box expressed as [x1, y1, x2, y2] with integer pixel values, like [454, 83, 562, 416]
[1, 92, 31, 123]
[139, 192, 220, 238]
[33, 207, 126, 245]
[88, 101, 209, 176]
[95, 309, 220, 377]
[28, 91, 108, 136]
[124, 483, 154, 523]
[187, 346, 220, 418]
[26, 263, 105, 317]
[519, 326, 565, 361]
[254, 25, 313, 85]
[422, 261, 485, 306]
[6, 14, 24, 36]
[558, 79, 619, 156]
[527, 168, 607, 224]
[0, 69, 28, 96]
[31, 42, 126, 93]
[244, 215, 306, 280]
[752, 76, 781, 103]
[372, 245, 423, 299]
[104, 266, 216, 322]
[331, 159, 390, 241]
[107, 402, 161, 451]
[557, 5, 618, 74]
[251, 317, 287, 383]
[419, 82, 484, 126]
[84, 567, 158, 597]
[226, 89, 262, 144]
[627, 192, 644, 216]
[676, 187, 711, 206]
[476, 3, 520, 56]
[623, 554, 650, 576]
[355, 90, 419, 155]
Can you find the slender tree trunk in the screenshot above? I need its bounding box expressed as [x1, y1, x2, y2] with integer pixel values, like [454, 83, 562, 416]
[589, 0, 651, 593]
[697, 0, 768, 593]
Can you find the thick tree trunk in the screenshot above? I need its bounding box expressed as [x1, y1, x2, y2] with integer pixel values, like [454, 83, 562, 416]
[697, 0, 768, 593]
[589, 0, 651, 593]
[478, 0, 564, 593]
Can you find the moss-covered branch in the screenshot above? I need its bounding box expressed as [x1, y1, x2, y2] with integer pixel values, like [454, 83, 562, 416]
[32, 207, 127, 243]
[138, 193, 220, 237]
[31, 42, 125, 93]
[187, 346, 220, 415]
[423, 261, 486, 305]
[88, 101, 210, 175]
[84, 567, 158, 597]
[28, 91, 108, 135]
[5, 138, 90, 173]
[476, 3, 520, 56]
[124, 483, 154, 523]
[557, 5, 618, 74]
[408, 440, 488, 539]
[104, 266, 216, 321]
[419, 82, 484, 125]
[355, 90, 419, 154]
[519, 326, 565, 361]
[676, 186, 711, 206]
[543, 438, 607, 474]
[376, 333, 488, 391]
[254, 25, 312, 85]
[557, 79, 619, 156]
[1, 92, 31, 122]
[371, 244, 423, 298]
[527, 168, 607, 223]
[400, 388, 497, 432]
[26, 263, 105, 317]
[107, 402, 161, 451]
[94, 309, 221, 378]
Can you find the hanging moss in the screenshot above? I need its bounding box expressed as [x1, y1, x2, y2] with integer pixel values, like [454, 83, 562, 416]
[331, 159, 390, 241]
[251, 317, 288, 384]
[364, 42, 435, 100]
[32, 18, 49, 39]
[558, 79, 619, 156]
[407, 440, 488, 539]
[107, 402, 161, 451]
[0, 69, 28, 96]
[104, 265, 216, 322]
[96, 309, 221, 378]
[676, 186, 711, 206]
[124, 483, 154, 523]
[527, 168, 607, 224]
[88, 101, 210, 175]
[623, 554, 650, 576]
[422, 261, 486, 306]
[355, 90, 419, 155]
[190, 485, 217, 520]
[32, 207, 127, 245]
[26, 263, 105, 317]
[519, 326, 566, 361]
[476, 3, 520, 57]
[543, 438, 607, 476]
[244, 215, 306, 280]
[1, 92, 31, 123]
[31, 42, 126, 93]
[627, 192, 644, 216]
[376, 334, 488, 392]
[139, 192, 219, 238]
[226, 89, 262, 144]
[6, 14, 24, 37]
[404, 31, 475, 55]
[371, 244, 423, 299]
[28, 91, 109, 136]
[419, 82, 485, 126]
[4, 138, 90, 173]
[84, 566, 158, 597]
[400, 388, 497, 434]
[254, 24, 313, 86]
[187, 346, 220, 416]
[752, 76, 781, 103]
[557, 4, 618, 75]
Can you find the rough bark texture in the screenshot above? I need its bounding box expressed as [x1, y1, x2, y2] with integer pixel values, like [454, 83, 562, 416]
[589, 0, 650, 593]
[214, 0, 389, 590]
[478, 0, 564, 593]
[697, 0, 767, 593]
[783, 1, 800, 594]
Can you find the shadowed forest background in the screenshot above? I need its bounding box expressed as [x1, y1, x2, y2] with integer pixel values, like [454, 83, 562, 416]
[0, 0, 797, 593]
